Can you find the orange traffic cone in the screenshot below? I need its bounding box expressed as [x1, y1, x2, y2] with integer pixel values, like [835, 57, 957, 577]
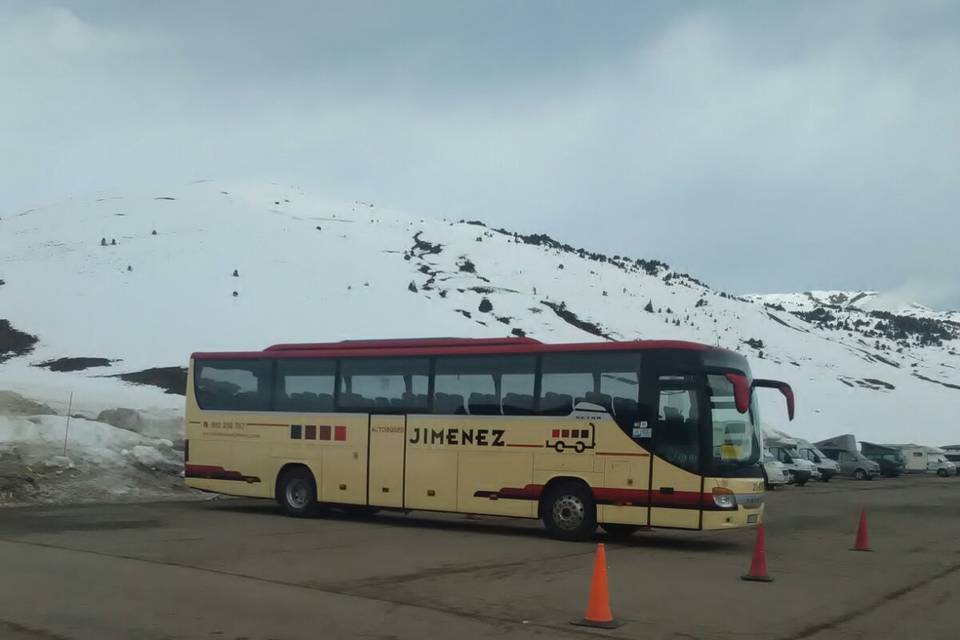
[572, 543, 622, 628]
[741, 523, 773, 582]
[852, 509, 872, 552]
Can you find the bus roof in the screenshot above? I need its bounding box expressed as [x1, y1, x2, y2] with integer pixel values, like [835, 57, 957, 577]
[192, 336, 732, 361]
[264, 337, 543, 351]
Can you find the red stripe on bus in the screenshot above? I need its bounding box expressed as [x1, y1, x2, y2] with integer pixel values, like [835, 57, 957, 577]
[473, 484, 729, 511]
[185, 464, 261, 483]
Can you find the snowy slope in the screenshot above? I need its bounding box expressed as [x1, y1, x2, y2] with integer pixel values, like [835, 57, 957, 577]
[2, 180, 959, 446]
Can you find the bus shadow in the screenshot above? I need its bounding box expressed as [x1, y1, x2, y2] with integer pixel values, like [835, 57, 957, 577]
[342, 512, 551, 540]
[610, 532, 744, 552]
[207, 502, 745, 551]
[207, 501, 281, 517]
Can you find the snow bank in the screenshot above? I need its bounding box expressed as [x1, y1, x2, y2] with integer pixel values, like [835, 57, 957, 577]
[0, 414, 180, 468]
[0, 414, 188, 505]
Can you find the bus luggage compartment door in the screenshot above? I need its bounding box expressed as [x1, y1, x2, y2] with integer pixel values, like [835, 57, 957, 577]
[368, 416, 406, 508]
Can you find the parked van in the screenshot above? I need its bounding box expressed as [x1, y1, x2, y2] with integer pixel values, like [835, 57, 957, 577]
[885, 445, 958, 477]
[861, 441, 906, 477]
[761, 448, 789, 489]
[815, 434, 880, 480]
[928, 453, 958, 477]
[796, 439, 840, 482]
[764, 427, 817, 485]
[944, 445, 960, 469]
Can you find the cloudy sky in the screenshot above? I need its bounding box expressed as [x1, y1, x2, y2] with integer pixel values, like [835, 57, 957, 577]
[3, 1, 958, 308]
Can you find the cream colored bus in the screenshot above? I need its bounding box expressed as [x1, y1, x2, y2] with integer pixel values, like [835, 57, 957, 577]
[185, 337, 795, 540]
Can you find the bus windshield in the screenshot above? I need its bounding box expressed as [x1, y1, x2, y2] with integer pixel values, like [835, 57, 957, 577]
[707, 373, 761, 472]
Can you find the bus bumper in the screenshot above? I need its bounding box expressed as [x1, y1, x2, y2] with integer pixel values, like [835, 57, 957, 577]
[702, 501, 765, 529]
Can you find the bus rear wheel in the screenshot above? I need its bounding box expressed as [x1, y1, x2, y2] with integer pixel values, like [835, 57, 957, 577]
[278, 467, 319, 517]
[601, 523, 640, 538]
[542, 481, 596, 541]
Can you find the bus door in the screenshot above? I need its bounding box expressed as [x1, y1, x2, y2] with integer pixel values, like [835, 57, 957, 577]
[649, 374, 704, 529]
[368, 415, 406, 508]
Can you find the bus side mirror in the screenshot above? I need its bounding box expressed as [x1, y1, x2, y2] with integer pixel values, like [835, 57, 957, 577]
[724, 373, 750, 414]
[753, 379, 795, 421]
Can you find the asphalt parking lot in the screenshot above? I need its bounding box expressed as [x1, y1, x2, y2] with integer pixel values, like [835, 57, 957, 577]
[0, 475, 958, 640]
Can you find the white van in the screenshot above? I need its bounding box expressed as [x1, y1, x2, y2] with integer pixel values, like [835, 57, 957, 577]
[887, 445, 958, 477]
[944, 446, 960, 470]
[763, 426, 818, 484]
[796, 439, 840, 482]
[766, 441, 815, 485]
[761, 448, 789, 489]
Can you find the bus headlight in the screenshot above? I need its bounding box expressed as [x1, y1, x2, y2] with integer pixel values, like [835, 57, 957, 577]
[712, 487, 737, 509]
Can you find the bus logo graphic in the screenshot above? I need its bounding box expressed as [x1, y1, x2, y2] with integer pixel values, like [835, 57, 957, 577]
[546, 423, 596, 453]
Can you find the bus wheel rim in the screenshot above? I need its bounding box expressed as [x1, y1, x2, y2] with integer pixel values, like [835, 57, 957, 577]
[552, 495, 585, 530]
[286, 480, 309, 509]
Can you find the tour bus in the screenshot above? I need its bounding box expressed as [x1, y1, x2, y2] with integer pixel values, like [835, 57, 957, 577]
[184, 337, 795, 540]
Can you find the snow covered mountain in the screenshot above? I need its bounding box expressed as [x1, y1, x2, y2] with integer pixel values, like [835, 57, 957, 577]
[747, 290, 960, 324]
[2, 180, 958, 446]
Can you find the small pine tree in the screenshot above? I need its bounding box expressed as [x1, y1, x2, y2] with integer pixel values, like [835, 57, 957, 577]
[110, 239, 116, 246]
[100, 238, 107, 246]
[232, 291, 239, 297]
[644, 301, 654, 313]
[558, 263, 564, 270]
[408, 281, 418, 293]
[151, 230, 157, 236]
[127, 265, 132, 272]
[479, 298, 493, 313]
[232, 269, 239, 277]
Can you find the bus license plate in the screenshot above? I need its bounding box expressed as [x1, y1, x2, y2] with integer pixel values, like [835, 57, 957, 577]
[747, 514, 759, 524]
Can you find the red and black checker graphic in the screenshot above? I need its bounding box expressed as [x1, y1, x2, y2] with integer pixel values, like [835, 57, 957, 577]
[290, 424, 347, 441]
[546, 423, 596, 453]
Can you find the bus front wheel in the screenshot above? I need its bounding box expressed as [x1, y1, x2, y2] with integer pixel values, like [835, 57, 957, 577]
[542, 481, 597, 541]
[278, 466, 319, 517]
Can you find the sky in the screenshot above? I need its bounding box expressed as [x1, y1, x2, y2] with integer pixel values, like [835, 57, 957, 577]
[2, 1, 959, 309]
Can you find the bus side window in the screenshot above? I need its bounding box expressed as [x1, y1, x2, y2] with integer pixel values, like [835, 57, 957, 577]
[274, 358, 335, 411]
[539, 352, 641, 428]
[195, 359, 272, 411]
[654, 375, 700, 473]
[432, 355, 536, 416]
[337, 358, 429, 413]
